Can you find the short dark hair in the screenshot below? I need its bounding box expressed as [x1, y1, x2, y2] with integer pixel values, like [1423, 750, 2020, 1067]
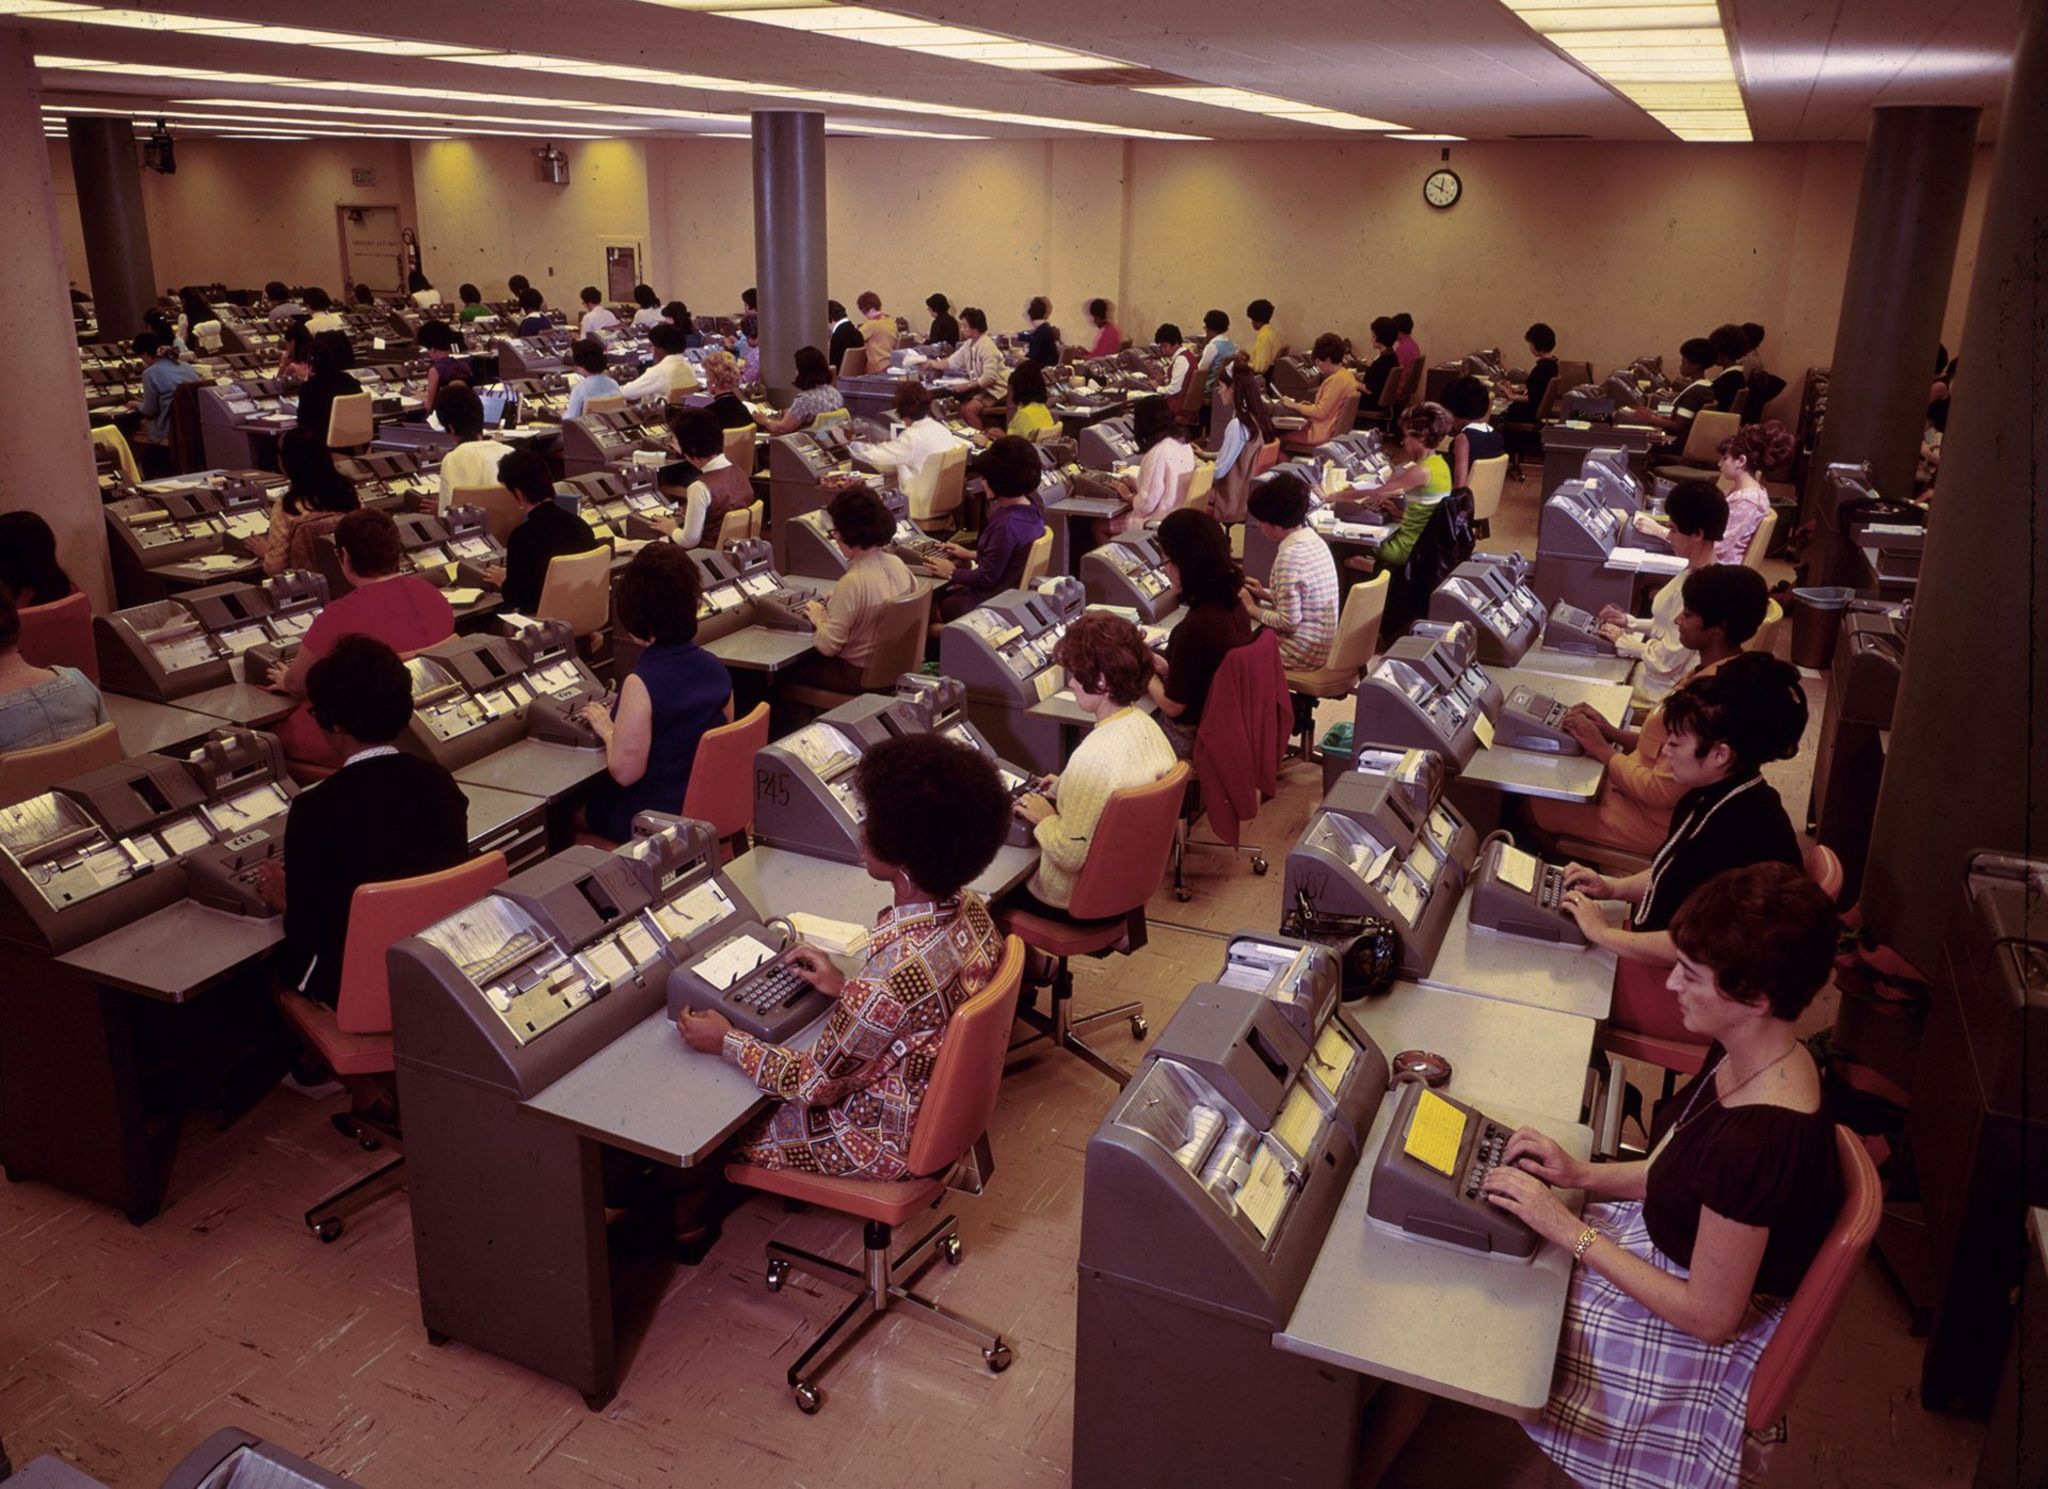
[1156, 508, 1241, 607]
[741, 287, 758, 310]
[417, 320, 459, 353]
[1053, 610, 1153, 706]
[1155, 322, 1183, 346]
[894, 379, 934, 421]
[1525, 322, 1557, 354]
[975, 435, 1042, 500]
[1369, 316, 1397, 349]
[615, 543, 702, 646]
[306, 634, 413, 744]
[458, 283, 482, 305]
[1709, 323, 1752, 366]
[1311, 332, 1346, 364]
[855, 734, 1007, 898]
[435, 385, 485, 441]
[498, 446, 556, 505]
[856, 290, 881, 314]
[1392, 313, 1414, 335]
[663, 300, 690, 324]
[508, 274, 531, 295]
[334, 508, 402, 577]
[791, 344, 831, 389]
[1670, 863, 1839, 1022]
[1248, 469, 1313, 529]
[1680, 336, 1717, 368]
[310, 329, 354, 374]
[0, 588, 18, 653]
[1660, 651, 1809, 772]
[1667, 478, 1730, 541]
[302, 287, 332, 312]
[668, 406, 722, 460]
[1680, 563, 1768, 645]
[633, 283, 659, 309]
[133, 331, 165, 358]
[1131, 393, 1179, 454]
[518, 287, 544, 312]
[1442, 374, 1491, 421]
[1247, 298, 1274, 323]
[1742, 322, 1766, 349]
[647, 322, 686, 356]
[828, 299, 847, 321]
[1400, 401, 1454, 448]
[264, 281, 290, 301]
[1203, 309, 1229, 335]
[1719, 420, 1795, 474]
[570, 336, 609, 374]
[959, 306, 987, 334]
[1026, 296, 1051, 320]
[580, 285, 603, 306]
[827, 486, 895, 549]
[926, 292, 950, 313]
[1086, 297, 1110, 322]
[1008, 360, 1049, 408]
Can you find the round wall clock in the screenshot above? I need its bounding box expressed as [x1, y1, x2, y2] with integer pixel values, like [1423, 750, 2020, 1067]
[1423, 168, 1462, 209]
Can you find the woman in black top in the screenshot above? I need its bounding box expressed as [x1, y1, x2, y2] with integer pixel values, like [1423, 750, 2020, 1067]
[1500, 320, 1559, 423]
[487, 446, 600, 614]
[1022, 296, 1060, 365]
[296, 330, 362, 441]
[0, 512, 77, 607]
[1559, 652, 1807, 970]
[1146, 508, 1254, 759]
[1358, 316, 1400, 405]
[926, 292, 959, 345]
[1441, 374, 1504, 489]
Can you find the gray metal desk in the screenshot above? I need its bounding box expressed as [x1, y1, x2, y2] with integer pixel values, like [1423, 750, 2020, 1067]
[156, 554, 263, 590]
[54, 899, 283, 1004]
[1489, 667, 1633, 720]
[104, 693, 220, 755]
[704, 625, 815, 674]
[725, 841, 1039, 916]
[459, 782, 550, 870]
[1046, 494, 1127, 576]
[1415, 893, 1616, 1023]
[1275, 1098, 1591, 1417]
[1516, 645, 1638, 687]
[452, 738, 611, 849]
[1341, 978, 1595, 1121]
[174, 681, 300, 731]
[1456, 667, 1632, 807]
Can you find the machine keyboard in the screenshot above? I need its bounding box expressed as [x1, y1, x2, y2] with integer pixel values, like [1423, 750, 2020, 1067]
[730, 959, 807, 1013]
[1461, 1119, 1514, 1200]
[1537, 864, 1566, 911]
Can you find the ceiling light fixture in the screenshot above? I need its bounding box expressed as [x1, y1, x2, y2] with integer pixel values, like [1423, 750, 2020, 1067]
[42, 101, 608, 138]
[1133, 84, 1404, 131]
[1501, 0, 1752, 140]
[1389, 133, 1465, 141]
[677, 2, 1124, 72]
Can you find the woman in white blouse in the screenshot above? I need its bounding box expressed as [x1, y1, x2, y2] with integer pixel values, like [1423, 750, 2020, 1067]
[1099, 394, 1195, 540]
[1603, 480, 1729, 704]
[849, 380, 966, 488]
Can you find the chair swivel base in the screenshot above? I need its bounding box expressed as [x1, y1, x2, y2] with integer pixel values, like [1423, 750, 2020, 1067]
[306, 1111, 406, 1244]
[763, 1215, 1012, 1413]
[1007, 966, 1146, 1086]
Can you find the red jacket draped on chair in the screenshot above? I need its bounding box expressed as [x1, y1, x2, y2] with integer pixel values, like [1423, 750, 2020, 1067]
[1192, 628, 1291, 847]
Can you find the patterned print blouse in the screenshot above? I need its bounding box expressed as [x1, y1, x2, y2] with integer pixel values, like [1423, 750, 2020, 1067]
[722, 893, 1005, 1180]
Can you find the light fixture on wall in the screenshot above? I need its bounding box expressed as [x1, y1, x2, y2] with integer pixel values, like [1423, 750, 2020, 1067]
[142, 116, 175, 173]
[535, 142, 569, 185]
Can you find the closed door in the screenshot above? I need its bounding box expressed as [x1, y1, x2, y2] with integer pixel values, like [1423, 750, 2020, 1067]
[339, 205, 406, 295]
[604, 242, 640, 302]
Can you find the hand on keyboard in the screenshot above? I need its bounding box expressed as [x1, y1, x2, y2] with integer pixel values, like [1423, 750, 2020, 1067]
[1480, 1161, 1578, 1249]
[784, 943, 847, 998]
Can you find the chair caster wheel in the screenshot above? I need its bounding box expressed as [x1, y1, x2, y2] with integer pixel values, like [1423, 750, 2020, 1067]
[358, 1136, 382, 1153]
[1252, 855, 1269, 875]
[1174, 886, 1192, 903]
[315, 1218, 343, 1243]
[1130, 1015, 1149, 1039]
[766, 1258, 790, 1292]
[984, 1340, 1013, 1374]
[792, 1380, 822, 1414]
[426, 1329, 449, 1347]
[940, 1235, 963, 1265]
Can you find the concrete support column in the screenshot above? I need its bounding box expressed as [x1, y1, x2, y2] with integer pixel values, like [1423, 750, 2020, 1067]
[0, 30, 113, 610]
[1861, 8, 2047, 974]
[1806, 104, 1980, 586]
[750, 110, 826, 402]
[65, 115, 157, 346]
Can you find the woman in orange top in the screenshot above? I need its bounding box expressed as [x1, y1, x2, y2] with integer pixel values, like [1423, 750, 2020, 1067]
[1279, 333, 1359, 444]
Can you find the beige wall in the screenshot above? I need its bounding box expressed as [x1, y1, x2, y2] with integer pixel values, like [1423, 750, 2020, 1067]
[411, 138, 652, 309]
[48, 136, 417, 299]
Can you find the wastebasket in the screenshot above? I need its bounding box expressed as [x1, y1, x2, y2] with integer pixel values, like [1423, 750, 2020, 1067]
[1789, 586, 1855, 670]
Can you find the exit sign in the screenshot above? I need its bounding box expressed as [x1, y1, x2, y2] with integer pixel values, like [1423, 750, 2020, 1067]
[352, 167, 377, 186]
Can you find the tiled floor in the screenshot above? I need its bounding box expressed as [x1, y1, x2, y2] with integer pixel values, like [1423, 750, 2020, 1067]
[0, 472, 1989, 1487]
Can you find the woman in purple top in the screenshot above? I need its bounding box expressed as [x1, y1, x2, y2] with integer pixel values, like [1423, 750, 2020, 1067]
[925, 436, 1046, 622]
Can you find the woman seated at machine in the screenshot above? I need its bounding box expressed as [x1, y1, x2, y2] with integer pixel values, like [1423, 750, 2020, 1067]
[1599, 479, 1730, 704]
[784, 487, 919, 694]
[1146, 508, 1253, 759]
[575, 545, 732, 845]
[848, 380, 966, 489]
[1365, 860, 1846, 1489]
[926, 436, 1047, 622]
[676, 732, 1011, 1180]
[1097, 394, 1194, 541]
[755, 346, 844, 436]
[1341, 401, 1455, 574]
[651, 409, 753, 549]
[0, 586, 107, 755]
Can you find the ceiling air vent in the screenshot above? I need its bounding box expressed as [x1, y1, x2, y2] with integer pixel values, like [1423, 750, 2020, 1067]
[1042, 67, 1191, 87]
[1507, 132, 1591, 139]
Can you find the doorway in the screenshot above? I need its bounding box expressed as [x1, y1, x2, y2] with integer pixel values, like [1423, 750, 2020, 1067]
[603, 241, 642, 303]
[338, 205, 406, 296]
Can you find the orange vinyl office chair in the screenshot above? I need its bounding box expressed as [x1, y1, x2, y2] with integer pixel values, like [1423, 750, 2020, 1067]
[0, 722, 124, 809]
[680, 702, 770, 853]
[727, 935, 1027, 1413]
[1744, 1126, 1883, 1434]
[15, 592, 98, 682]
[277, 852, 508, 1243]
[992, 762, 1190, 1085]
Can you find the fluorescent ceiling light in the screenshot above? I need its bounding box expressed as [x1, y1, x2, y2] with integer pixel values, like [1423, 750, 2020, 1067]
[216, 133, 312, 139]
[1502, 0, 1751, 141]
[44, 102, 592, 137]
[177, 98, 644, 131]
[1389, 133, 1465, 141]
[1134, 85, 1403, 131]
[1, 2, 96, 14]
[680, 3, 1125, 72]
[825, 122, 990, 139]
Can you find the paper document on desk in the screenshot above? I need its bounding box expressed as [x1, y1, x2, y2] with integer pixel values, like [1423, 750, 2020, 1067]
[788, 912, 869, 956]
[193, 554, 244, 572]
[694, 933, 780, 990]
[444, 586, 485, 605]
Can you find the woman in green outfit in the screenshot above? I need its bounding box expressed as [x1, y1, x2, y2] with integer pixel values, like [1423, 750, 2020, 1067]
[1344, 401, 1455, 573]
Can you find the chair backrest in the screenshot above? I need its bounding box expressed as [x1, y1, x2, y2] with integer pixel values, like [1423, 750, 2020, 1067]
[1466, 453, 1509, 523]
[1533, 375, 1567, 422]
[681, 702, 771, 839]
[456, 484, 522, 542]
[90, 424, 140, 485]
[1067, 762, 1192, 921]
[1326, 572, 1390, 675]
[1805, 841, 1845, 904]
[1394, 354, 1426, 407]
[812, 407, 851, 429]
[16, 592, 98, 682]
[325, 392, 375, 450]
[1727, 387, 1749, 418]
[722, 423, 756, 472]
[1680, 409, 1740, 463]
[903, 934, 1027, 1179]
[335, 853, 509, 1035]
[908, 444, 968, 522]
[837, 345, 866, 380]
[716, 502, 759, 547]
[1018, 528, 1053, 586]
[1250, 438, 1282, 479]
[1746, 1125, 1883, 1429]
[0, 721, 124, 808]
[858, 586, 935, 689]
[585, 394, 628, 416]
[1184, 461, 1216, 514]
[1331, 388, 1363, 437]
[535, 545, 614, 638]
[1747, 597, 1784, 654]
[1176, 363, 1207, 421]
[1743, 506, 1780, 569]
